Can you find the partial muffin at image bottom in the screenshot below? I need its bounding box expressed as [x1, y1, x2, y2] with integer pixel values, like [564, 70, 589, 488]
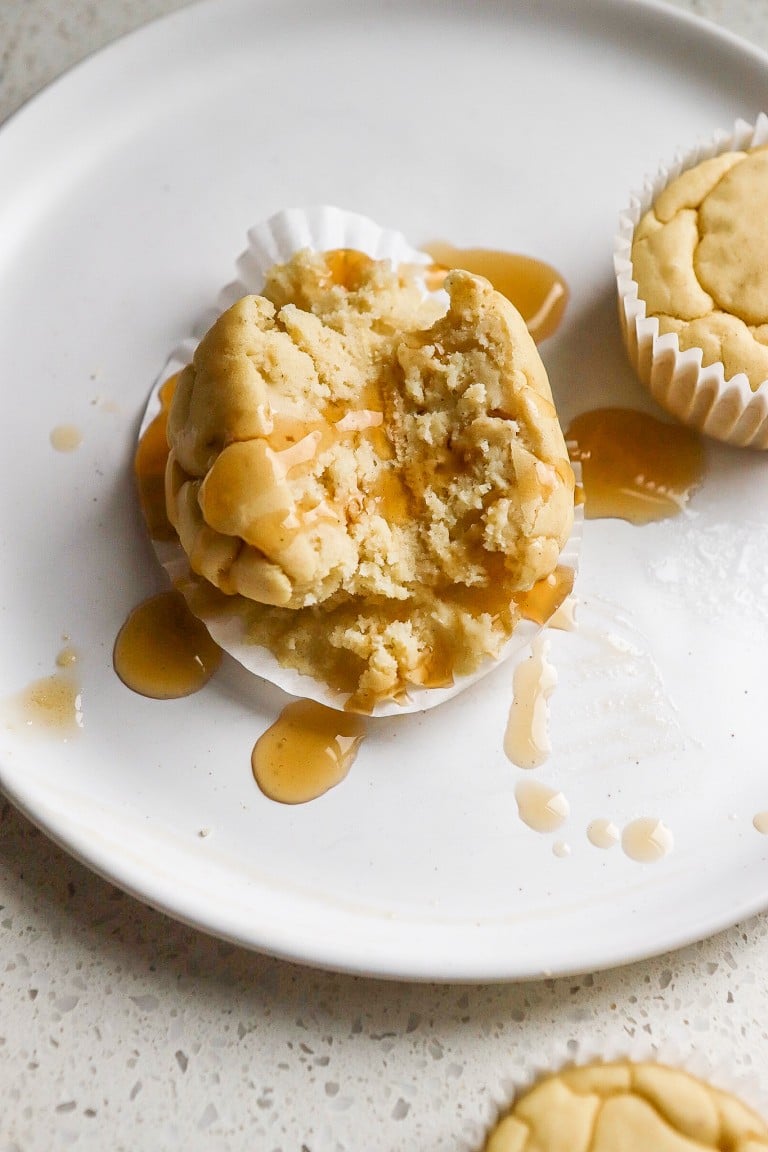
[482, 1059, 768, 1151]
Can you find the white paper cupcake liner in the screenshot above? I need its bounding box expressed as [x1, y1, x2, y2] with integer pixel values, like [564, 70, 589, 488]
[140, 206, 582, 716]
[614, 113, 768, 449]
[471, 1034, 767, 1152]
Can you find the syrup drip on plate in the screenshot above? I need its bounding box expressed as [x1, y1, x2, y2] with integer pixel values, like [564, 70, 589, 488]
[4, 647, 83, 735]
[587, 818, 620, 850]
[621, 816, 674, 862]
[504, 634, 557, 769]
[423, 243, 568, 343]
[252, 699, 366, 804]
[514, 779, 569, 834]
[566, 407, 704, 524]
[134, 373, 179, 541]
[113, 589, 222, 699]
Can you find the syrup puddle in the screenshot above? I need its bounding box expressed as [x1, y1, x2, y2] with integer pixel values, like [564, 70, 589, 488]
[252, 699, 366, 804]
[566, 407, 704, 523]
[753, 812, 768, 835]
[113, 589, 222, 699]
[422, 243, 568, 343]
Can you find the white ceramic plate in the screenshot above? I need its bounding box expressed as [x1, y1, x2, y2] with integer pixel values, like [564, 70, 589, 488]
[2, 0, 768, 982]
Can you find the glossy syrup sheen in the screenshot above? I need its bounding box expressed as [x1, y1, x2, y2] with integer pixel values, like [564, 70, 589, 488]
[423, 242, 568, 343]
[514, 779, 569, 834]
[566, 407, 705, 524]
[514, 565, 574, 626]
[621, 817, 674, 863]
[252, 699, 366, 804]
[504, 634, 557, 770]
[113, 588, 222, 699]
[134, 373, 178, 541]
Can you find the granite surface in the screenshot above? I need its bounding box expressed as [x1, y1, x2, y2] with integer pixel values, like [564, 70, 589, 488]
[2, 2, 768, 1149]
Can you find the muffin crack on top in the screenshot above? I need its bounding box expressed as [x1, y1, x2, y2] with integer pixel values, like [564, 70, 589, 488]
[165, 248, 574, 708]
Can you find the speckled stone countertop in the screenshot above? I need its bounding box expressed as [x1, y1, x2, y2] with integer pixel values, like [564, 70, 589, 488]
[3, 2, 768, 1149]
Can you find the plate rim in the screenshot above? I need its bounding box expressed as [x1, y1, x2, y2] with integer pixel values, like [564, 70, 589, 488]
[2, 0, 768, 982]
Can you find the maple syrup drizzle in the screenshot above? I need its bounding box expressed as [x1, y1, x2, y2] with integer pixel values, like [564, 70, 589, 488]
[134, 373, 179, 541]
[113, 589, 222, 699]
[423, 242, 568, 343]
[251, 699, 366, 804]
[127, 244, 573, 786]
[566, 407, 704, 524]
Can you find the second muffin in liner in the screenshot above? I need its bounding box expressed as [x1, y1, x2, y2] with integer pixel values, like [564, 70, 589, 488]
[475, 1037, 768, 1152]
[614, 113, 768, 449]
[139, 207, 581, 716]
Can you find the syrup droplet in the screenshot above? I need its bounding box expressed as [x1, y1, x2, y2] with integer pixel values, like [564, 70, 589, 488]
[113, 589, 222, 699]
[504, 635, 557, 769]
[566, 408, 704, 524]
[423, 243, 568, 343]
[752, 811, 768, 835]
[514, 779, 569, 834]
[621, 817, 674, 862]
[552, 840, 571, 859]
[586, 818, 620, 850]
[55, 645, 79, 669]
[134, 373, 179, 541]
[252, 699, 365, 804]
[50, 424, 82, 452]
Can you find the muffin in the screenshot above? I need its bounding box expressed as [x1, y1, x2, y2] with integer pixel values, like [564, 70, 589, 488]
[483, 1060, 768, 1151]
[163, 243, 575, 712]
[615, 113, 768, 448]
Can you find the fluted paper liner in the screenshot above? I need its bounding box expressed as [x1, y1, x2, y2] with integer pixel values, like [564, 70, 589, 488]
[140, 207, 582, 716]
[614, 113, 768, 449]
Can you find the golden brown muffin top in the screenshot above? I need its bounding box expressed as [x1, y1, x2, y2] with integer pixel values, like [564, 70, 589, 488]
[632, 147, 768, 390]
[484, 1061, 768, 1152]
